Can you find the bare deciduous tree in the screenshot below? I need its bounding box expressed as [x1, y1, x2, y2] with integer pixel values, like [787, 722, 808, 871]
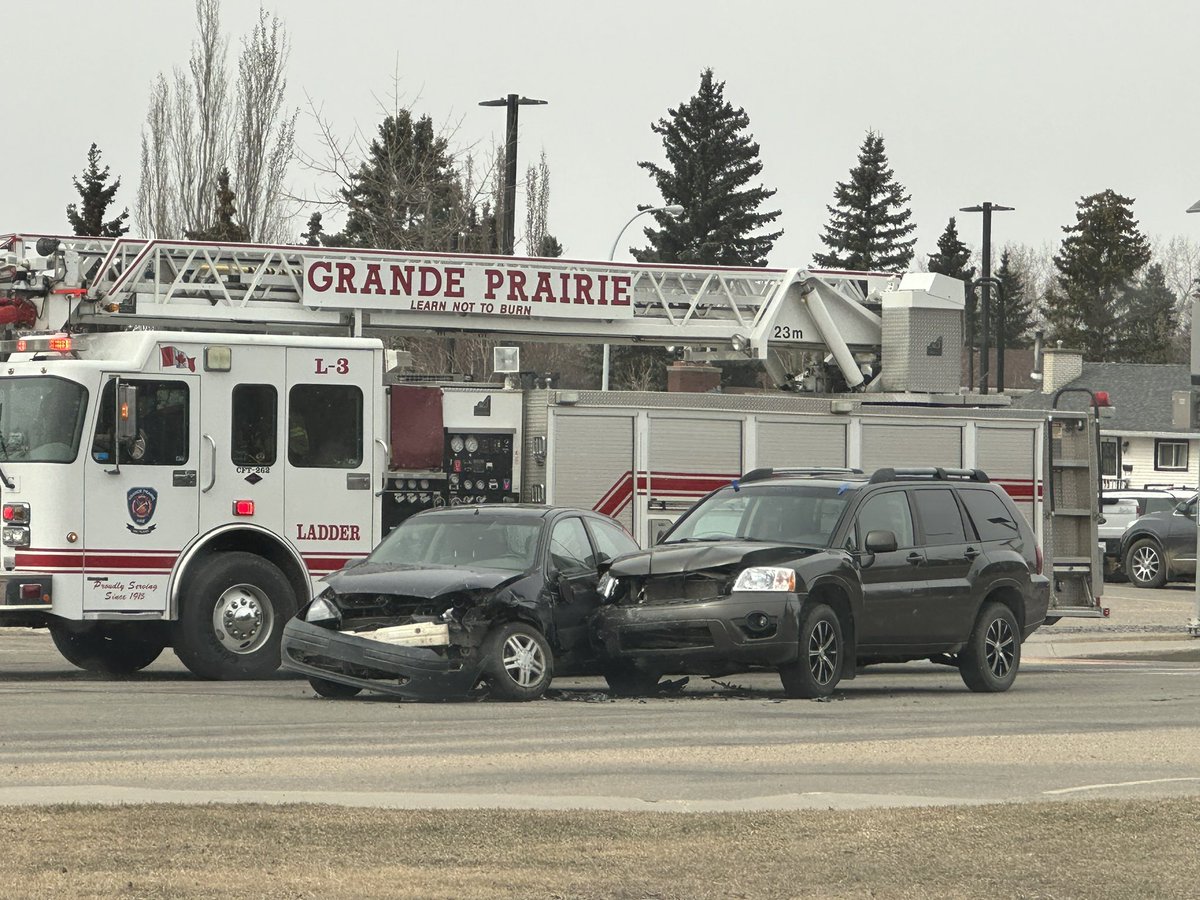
[234, 8, 297, 243]
[523, 151, 550, 256]
[1150, 234, 1200, 329]
[136, 0, 295, 242]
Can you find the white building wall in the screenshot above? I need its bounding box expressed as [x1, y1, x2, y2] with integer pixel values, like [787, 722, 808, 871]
[1121, 435, 1199, 490]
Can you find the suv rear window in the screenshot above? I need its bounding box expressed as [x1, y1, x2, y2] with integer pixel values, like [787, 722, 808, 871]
[912, 488, 967, 546]
[959, 489, 1020, 541]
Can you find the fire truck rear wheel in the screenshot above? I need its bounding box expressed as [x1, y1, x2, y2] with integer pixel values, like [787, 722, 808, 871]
[49, 622, 166, 675]
[173, 552, 297, 680]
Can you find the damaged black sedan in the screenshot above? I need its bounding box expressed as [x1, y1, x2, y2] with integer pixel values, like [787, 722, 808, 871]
[281, 505, 640, 700]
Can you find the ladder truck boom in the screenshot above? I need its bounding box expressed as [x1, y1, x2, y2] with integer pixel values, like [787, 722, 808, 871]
[2, 235, 965, 392]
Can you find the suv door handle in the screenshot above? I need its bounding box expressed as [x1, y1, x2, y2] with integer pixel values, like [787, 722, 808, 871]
[906, 552, 923, 566]
[964, 547, 981, 561]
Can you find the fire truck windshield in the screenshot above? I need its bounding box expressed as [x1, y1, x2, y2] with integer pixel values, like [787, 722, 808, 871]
[0, 376, 89, 463]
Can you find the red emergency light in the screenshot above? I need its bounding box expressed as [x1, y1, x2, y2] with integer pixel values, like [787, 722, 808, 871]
[232, 500, 255, 517]
[15, 334, 72, 353]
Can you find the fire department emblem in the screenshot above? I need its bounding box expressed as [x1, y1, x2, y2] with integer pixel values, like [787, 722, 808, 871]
[127, 487, 159, 534]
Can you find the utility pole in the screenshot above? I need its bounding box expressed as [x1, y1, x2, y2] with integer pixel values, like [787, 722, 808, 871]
[479, 94, 547, 255]
[1186, 199, 1200, 636]
[960, 202, 1013, 393]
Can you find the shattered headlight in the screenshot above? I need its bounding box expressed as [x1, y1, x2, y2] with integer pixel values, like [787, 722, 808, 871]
[597, 572, 618, 600]
[304, 590, 340, 625]
[733, 567, 796, 592]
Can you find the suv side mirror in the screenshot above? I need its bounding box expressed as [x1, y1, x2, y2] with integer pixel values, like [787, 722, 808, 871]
[865, 530, 898, 553]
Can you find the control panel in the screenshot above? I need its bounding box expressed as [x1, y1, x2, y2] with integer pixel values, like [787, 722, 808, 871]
[446, 431, 517, 506]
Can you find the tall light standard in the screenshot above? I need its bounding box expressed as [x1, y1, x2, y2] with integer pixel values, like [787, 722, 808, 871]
[960, 202, 1014, 394]
[602, 204, 684, 390]
[1186, 200, 1200, 636]
[479, 94, 547, 255]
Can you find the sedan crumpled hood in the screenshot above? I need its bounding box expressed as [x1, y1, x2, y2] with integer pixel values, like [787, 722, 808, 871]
[607, 541, 818, 577]
[325, 563, 524, 599]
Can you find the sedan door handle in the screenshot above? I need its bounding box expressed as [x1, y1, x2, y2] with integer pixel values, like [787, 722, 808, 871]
[964, 547, 981, 561]
[906, 552, 923, 566]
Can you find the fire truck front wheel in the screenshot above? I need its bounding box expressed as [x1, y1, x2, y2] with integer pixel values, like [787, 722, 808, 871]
[173, 552, 297, 680]
[49, 622, 166, 675]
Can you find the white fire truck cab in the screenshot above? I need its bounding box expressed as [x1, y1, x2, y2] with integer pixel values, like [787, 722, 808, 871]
[0, 233, 1105, 678]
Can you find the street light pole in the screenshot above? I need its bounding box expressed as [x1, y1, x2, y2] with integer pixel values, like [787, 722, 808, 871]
[602, 204, 684, 391]
[1186, 199, 1200, 636]
[479, 94, 547, 255]
[960, 202, 1014, 394]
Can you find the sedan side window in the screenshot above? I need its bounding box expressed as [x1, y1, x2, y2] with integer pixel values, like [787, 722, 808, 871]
[549, 518, 596, 576]
[588, 519, 640, 564]
[854, 491, 915, 549]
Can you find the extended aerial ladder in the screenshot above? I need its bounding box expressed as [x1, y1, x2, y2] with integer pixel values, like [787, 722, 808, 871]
[1, 233, 965, 393]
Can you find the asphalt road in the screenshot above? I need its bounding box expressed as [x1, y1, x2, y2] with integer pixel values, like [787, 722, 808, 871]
[2, 584, 1199, 812]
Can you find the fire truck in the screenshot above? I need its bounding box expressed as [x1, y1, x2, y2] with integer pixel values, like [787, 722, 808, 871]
[0, 233, 1104, 679]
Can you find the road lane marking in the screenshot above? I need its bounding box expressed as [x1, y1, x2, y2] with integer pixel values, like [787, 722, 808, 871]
[1043, 777, 1200, 796]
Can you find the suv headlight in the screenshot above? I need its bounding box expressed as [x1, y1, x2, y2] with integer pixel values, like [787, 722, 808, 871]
[733, 567, 796, 592]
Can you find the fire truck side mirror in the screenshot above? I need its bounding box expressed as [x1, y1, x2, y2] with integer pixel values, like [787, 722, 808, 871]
[116, 384, 139, 445]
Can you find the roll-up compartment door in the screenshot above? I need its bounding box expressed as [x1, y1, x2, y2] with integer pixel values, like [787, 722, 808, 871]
[975, 425, 1039, 525]
[860, 423, 962, 471]
[756, 421, 848, 469]
[550, 413, 635, 531]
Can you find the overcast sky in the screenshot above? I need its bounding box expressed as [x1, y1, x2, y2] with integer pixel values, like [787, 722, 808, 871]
[8, 0, 1200, 268]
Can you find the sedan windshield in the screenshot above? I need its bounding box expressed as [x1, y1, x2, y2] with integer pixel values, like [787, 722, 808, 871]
[666, 484, 854, 546]
[368, 514, 543, 572]
[0, 376, 89, 463]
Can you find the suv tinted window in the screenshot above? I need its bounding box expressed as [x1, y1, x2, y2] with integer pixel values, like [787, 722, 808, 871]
[959, 489, 1020, 541]
[913, 488, 967, 546]
[854, 490, 915, 549]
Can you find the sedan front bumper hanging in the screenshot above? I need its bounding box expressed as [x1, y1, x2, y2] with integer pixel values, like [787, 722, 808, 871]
[281, 618, 485, 699]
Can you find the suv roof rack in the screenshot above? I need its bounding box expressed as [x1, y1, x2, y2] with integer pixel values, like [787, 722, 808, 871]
[738, 466, 865, 484]
[868, 467, 990, 484]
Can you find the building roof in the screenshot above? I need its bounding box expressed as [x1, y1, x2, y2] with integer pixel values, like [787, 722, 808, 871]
[1012, 362, 1191, 434]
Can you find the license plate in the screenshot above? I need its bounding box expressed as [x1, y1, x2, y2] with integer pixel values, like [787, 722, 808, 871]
[348, 622, 450, 647]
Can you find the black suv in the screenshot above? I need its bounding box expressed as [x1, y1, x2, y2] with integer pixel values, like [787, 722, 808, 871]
[592, 467, 1048, 698]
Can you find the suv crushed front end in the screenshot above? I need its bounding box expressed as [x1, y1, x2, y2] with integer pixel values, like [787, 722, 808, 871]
[591, 542, 826, 676]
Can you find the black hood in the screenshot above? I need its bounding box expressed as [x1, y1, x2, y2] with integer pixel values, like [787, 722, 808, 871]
[325, 563, 525, 599]
[608, 540, 819, 577]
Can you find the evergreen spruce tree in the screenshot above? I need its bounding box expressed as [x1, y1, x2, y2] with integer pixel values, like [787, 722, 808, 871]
[635, 68, 782, 266]
[927, 217, 975, 282]
[814, 131, 916, 271]
[608, 68, 781, 389]
[927, 217, 978, 359]
[186, 168, 249, 242]
[991, 248, 1037, 350]
[1121, 263, 1179, 362]
[300, 212, 324, 246]
[1043, 189, 1151, 360]
[334, 112, 462, 251]
[66, 143, 130, 237]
